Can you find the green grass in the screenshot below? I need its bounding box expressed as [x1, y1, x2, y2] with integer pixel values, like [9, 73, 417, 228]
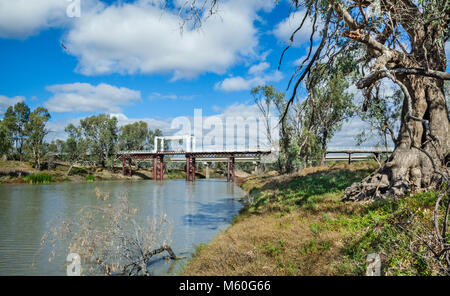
[338, 190, 444, 275]
[24, 173, 53, 184]
[247, 168, 372, 212]
[239, 164, 447, 275]
[85, 174, 95, 182]
[192, 243, 207, 257]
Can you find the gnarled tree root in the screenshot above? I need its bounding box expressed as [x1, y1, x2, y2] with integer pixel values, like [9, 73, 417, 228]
[343, 149, 447, 201]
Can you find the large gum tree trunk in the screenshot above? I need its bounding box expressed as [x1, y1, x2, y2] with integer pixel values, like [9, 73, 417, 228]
[344, 41, 449, 200]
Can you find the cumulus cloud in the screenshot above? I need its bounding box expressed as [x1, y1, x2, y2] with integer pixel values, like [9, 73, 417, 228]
[44, 82, 141, 113]
[248, 61, 270, 75]
[0, 95, 25, 114]
[0, 0, 67, 38]
[0, 0, 102, 39]
[273, 9, 323, 47]
[215, 62, 283, 92]
[109, 112, 171, 131]
[63, 0, 274, 78]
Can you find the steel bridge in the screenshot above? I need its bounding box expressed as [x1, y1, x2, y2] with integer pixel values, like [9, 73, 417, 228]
[117, 150, 272, 182]
[117, 145, 393, 182]
[325, 147, 393, 164]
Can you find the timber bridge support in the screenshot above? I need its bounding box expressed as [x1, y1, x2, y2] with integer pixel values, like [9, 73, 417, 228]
[118, 150, 270, 182]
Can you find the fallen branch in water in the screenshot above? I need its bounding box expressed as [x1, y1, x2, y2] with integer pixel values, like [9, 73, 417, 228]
[39, 190, 176, 276]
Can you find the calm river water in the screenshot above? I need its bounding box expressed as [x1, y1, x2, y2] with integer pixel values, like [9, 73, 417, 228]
[0, 179, 244, 275]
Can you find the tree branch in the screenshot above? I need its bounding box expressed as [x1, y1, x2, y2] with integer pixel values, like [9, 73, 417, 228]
[357, 68, 450, 89]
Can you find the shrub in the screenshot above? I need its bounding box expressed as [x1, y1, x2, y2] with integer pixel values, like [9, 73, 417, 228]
[24, 173, 53, 184]
[85, 174, 95, 182]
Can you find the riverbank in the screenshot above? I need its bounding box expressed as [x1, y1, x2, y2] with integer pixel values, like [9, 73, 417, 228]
[181, 161, 443, 276]
[0, 160, 225, 184]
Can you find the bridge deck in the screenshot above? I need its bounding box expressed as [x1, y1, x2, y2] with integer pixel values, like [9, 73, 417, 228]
[118, 150, 272, 158]
[118, 150, 271, 181]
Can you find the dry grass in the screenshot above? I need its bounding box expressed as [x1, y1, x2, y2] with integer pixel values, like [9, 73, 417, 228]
[181, 207, 355, 275]
[182, 160, 447, 276]
[181, 162, 376, 276]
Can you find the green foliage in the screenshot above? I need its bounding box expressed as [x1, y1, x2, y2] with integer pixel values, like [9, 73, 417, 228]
[62, 123, 89, 175]
[85, 174, 96, 182]
[24, 173, 53, 184]
[262, 240, 286, 257]
[356, 86, 402, 148]
[0, 120, 12, 156]
[119, 121, 149, 151]
[24, 107, 51, 170]
[248, 168, 372, 212]
[3, 102, 30, 160]
[79, 114, 119, 168]
[329, 190, 445, 275]
[303, 59, 356, 164]
[193, 243, 207, 256]
[301, 239, 331, 255]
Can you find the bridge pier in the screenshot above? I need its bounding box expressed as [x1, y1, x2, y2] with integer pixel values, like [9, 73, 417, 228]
[227, 156, 235, 182]
[118, 150, 272, 182]
[153, 155, 157, 180]
[205, 163, 210, 179]
[191, 157, 196, 182]
[152, 155, 164, 181]
[128, 158, 132, 176]
[227, 157, 231, 182]
[232, 157, 235, 183]
[186, 155, 190, 181]
[159, 155, 164, 181]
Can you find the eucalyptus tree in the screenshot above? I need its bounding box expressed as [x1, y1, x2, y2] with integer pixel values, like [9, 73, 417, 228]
[79, 114, 118, 168]
[356, 85, 402, 150]
[3, 102, 30, 161]
[64, 123, 89, 176]
[252, 85, 301, 173]
[119, 121, 149, 151]
[304, 61, 356, 165]
[183, 0, 450, 199]
[0, 120, 11, 158]
[24, 107, 51, 170]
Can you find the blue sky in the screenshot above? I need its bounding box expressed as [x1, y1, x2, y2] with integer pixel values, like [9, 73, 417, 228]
[1, 0, 445, 148]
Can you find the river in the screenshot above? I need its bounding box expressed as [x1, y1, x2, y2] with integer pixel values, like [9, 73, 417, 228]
[0, 179, 244, 275]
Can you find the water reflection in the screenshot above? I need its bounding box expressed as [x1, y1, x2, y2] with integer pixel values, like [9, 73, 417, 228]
[0, 179, 244, 275]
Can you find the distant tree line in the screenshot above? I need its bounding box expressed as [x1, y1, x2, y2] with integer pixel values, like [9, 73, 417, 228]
[0, 102, 162, 175]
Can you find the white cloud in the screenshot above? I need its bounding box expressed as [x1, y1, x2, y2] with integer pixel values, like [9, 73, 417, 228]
[109, 113, 171, 132]
[44, 82, 141, 113]
[0, 0, 67, 38]
[0, 0, 104, 39]
[273, 9, 323, 47]
[64, 0, 274, 78]
[149, 92, 196, 100]
[248, 62, 270, 75]
[215, 68, 283, 92]
[0, 95, 25, 114]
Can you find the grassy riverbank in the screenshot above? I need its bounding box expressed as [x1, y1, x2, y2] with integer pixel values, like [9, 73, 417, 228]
[0, 160, 225, 184]
[181, 161, 443, 276]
